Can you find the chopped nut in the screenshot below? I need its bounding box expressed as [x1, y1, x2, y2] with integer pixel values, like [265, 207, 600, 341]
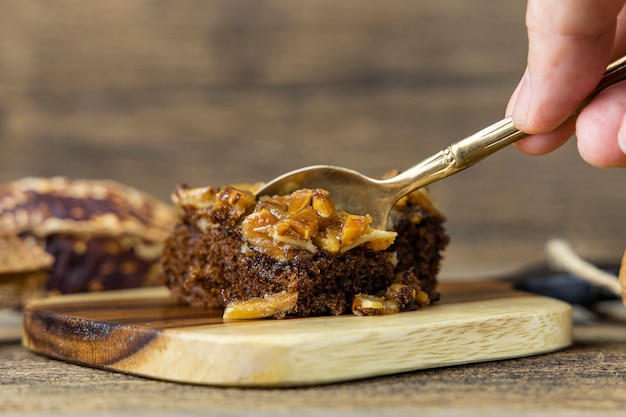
[352, 294, 399, 316]
[310, 189, 335, 218]
[339, 214, 371, 247]
[223, 291, 298, 320]
[416, 290, 431, 306]
[172, 185, 218, 210]
[274, 205, 320, 240]
[216, 186, 256, 217]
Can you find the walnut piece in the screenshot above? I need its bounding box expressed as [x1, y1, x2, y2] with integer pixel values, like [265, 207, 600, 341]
[223, 291, 298, 320]
[351, 294, 400, 316]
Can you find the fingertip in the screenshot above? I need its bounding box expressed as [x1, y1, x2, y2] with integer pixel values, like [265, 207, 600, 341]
[576, 85, 626, 168]
[507, 69, 573, 136]
[578, 140, 626, 168]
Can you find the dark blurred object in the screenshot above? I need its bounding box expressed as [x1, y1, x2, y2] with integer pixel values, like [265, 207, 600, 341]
[509, 263, 621, 309]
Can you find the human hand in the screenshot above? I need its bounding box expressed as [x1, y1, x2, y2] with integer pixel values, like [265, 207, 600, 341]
[507, 0, 626, 167]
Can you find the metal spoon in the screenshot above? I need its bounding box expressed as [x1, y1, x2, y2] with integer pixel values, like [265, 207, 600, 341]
[256, 56, 626, 230]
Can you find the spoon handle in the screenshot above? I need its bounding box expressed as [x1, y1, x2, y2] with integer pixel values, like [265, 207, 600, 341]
[388, 55, 626, 198]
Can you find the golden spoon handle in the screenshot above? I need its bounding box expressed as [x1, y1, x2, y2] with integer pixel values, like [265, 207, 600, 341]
[387, 55, 626, 198]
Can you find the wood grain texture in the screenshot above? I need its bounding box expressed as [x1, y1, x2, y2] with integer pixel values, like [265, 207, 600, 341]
[22, 282, 572, 387]
[4, 322, 626, 416]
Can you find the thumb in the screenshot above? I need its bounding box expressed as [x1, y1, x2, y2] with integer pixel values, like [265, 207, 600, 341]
[512, 0, 626, 134]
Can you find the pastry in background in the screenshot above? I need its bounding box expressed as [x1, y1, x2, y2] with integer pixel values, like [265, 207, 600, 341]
[0, 177, 177, 294]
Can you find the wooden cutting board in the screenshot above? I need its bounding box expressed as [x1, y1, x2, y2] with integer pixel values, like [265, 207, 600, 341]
[22, 281, 572, 387]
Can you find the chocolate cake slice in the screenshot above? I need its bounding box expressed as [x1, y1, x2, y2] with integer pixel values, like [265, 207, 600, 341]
[161, 181, 449, 319]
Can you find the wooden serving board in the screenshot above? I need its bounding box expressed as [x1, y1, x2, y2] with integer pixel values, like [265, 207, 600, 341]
[22, 282, 572, 387]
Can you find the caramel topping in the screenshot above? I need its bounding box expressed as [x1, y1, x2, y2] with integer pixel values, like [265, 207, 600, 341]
[215, 186, 256, 217]
[174, 184, 403, 261]
[241, 188, 397, 261]
[223, 291, 298, 320]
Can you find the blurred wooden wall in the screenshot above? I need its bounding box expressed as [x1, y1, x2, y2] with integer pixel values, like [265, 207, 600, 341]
[0, 0, 623, 277]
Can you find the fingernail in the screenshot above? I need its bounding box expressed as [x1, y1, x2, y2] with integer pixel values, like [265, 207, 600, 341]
[512, 69, 531, 127]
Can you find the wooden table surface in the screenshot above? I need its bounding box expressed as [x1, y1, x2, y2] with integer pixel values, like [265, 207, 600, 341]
[1, 1, 625, 415]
